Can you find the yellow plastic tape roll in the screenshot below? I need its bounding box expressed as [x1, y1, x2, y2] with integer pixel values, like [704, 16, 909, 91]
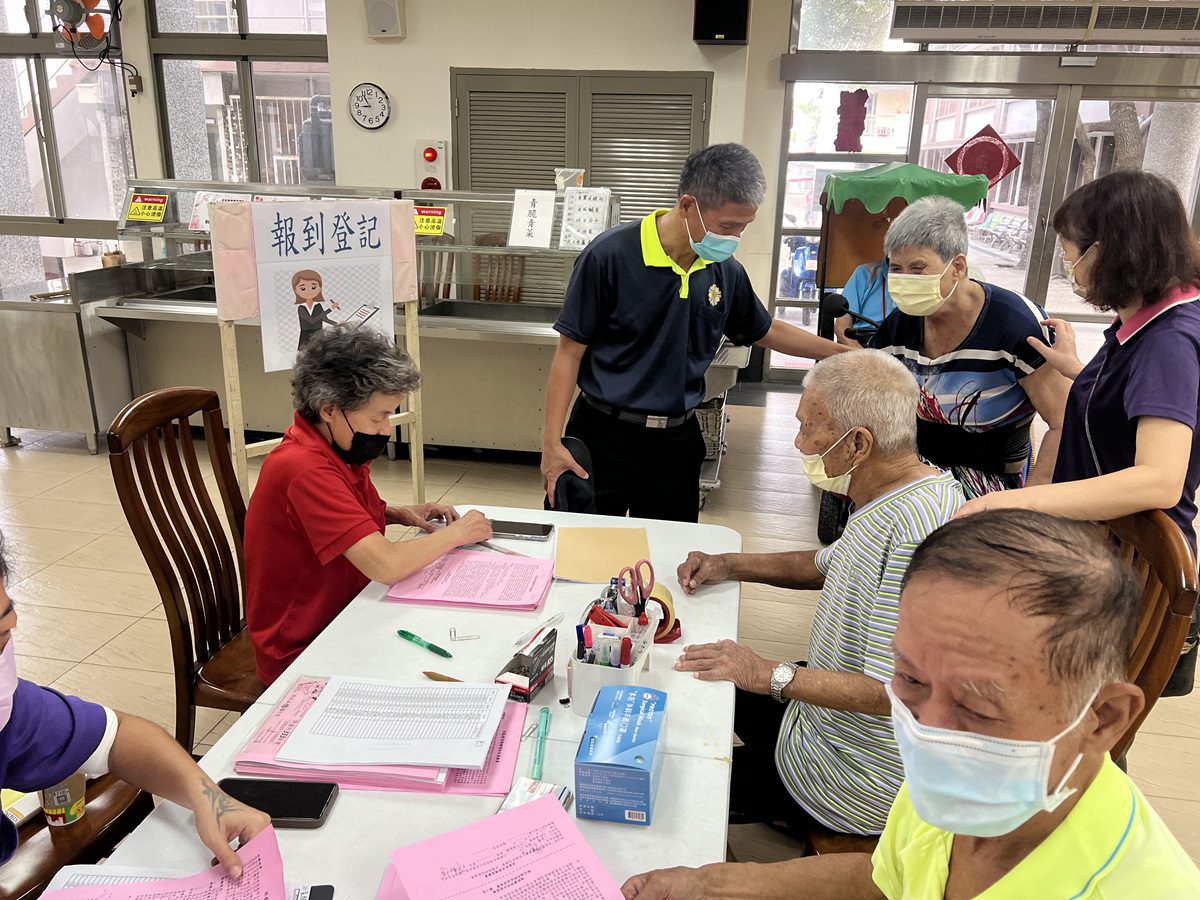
[648, 582, 677, 640]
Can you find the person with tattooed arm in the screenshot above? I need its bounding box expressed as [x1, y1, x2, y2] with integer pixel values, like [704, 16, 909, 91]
[0, 531, 270, 877]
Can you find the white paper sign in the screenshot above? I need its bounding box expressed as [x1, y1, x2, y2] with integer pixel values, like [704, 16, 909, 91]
[251, 200, 395, 372]
[507, 189, 556, 248]
[189, 190, 242, 231]
[559, 187, 611, 250]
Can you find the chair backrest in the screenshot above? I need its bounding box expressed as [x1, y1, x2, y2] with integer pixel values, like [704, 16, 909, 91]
[1107, 510, 1199, 760]
[418, 233, 456, 302]
[472, 231, 525, 303]
[107, 388, 248, 689]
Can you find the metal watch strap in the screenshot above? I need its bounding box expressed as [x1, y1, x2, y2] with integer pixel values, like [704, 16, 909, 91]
[770, 661, 798, 703]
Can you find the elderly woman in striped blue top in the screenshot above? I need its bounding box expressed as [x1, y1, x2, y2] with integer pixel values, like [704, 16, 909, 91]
[869, 197, 1073, 499]
[675, 349, 964, 838]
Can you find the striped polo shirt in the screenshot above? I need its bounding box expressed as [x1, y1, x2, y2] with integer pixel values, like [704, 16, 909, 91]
[775, 471, 964, 835]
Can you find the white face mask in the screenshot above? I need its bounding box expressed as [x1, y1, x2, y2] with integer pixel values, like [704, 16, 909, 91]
[1063, 244, 1095, 300]
[0, 639, 17, 731]
[800, 428, 858, 496]
[887, 682, 1097, 838]
[888, 258, 960, 317]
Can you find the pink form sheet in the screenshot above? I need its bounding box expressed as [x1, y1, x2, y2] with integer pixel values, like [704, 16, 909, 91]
[376, 795, 623, 900]
[235, 678, 527, 795]
[385, 550, 554, 610]
[42, 828, 285, 900]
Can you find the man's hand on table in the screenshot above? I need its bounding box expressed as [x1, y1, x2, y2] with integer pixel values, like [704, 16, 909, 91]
[541, 440, 588, 507]
[677, 551, 732, 595]
[389, 503, 460, 533]
[622, 867, 710, 900]
[675, 639, 773, 694]
[192, 779, 271, 878]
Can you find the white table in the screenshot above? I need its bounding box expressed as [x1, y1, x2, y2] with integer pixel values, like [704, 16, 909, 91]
[108, 507, 742, 896]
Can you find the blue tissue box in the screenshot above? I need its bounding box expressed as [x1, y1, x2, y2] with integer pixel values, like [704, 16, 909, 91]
[574, 685, 667, 826]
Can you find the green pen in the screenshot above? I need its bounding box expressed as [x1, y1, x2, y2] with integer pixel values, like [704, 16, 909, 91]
[396, 629, 453, 658]
[531, 706, 550, 781]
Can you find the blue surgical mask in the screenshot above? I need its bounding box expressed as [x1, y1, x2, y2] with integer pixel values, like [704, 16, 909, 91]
[886, 682, 1097, 838]
[685, 198, 740, 263]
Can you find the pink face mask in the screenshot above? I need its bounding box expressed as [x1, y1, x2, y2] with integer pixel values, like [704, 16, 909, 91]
[0, 640, 16, 731]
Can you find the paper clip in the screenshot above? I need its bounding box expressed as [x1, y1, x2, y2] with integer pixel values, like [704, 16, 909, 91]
[521, 721, 539, 740]
[449, 627, 479, 642]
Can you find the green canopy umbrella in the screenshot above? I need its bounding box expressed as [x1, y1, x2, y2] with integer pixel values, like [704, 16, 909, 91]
[821, 162, 990, 215]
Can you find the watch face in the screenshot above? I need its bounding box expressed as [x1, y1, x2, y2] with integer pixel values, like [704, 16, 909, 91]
[349, 83, 390, 130]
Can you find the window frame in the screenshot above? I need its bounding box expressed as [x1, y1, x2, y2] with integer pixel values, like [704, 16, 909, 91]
[148, 1, 328, 183]
[0, 3, 130, 247]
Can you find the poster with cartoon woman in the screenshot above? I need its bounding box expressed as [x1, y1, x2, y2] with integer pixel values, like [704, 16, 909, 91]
[292, 269, 341, 350]
[252, 200, 395, 372]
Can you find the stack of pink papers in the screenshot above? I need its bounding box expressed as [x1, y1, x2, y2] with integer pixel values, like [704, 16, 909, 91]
[376, 796, 623, 900]
[386, 550, 554, 610]
[234, 679, 527, 795]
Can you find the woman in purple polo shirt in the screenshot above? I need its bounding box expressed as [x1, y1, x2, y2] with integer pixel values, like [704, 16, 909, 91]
[0, 532, 270, 874]
[960, 169, 1200, 688]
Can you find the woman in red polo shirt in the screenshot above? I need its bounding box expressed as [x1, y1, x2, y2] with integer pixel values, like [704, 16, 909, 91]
[245, 329, 492, 685]
[960, 169, 1200, 690]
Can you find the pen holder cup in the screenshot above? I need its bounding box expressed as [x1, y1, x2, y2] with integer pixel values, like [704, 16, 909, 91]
[566, 651, 651, 717]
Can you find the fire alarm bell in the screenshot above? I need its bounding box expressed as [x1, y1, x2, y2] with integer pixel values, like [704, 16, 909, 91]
[416, 139, 448, 190]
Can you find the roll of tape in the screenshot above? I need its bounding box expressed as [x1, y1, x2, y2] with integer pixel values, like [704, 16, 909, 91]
[648, 583, 677, 641]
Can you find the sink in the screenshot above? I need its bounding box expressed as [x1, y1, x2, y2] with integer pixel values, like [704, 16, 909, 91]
[420, 300, 558, 325]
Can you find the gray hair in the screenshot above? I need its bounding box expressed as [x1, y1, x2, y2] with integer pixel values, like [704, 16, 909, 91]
[904, 511, 1140, 708]
[884, 196, 970, 263]
[804, 349, 918, 456]
[678, 143, 766, 209]
[291, 327, 420, 423]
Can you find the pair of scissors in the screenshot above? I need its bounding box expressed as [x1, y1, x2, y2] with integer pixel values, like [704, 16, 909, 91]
[618, 559, 655, 615]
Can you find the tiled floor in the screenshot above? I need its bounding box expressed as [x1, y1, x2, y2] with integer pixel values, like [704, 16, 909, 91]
[2, 391, 1199, 864]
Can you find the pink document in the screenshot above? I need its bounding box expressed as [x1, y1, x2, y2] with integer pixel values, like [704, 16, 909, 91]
[235, 679, 526, 795]
[385, 550, 554, 610]
[376, 796, 622, 900]
[42, 827, 285, 900]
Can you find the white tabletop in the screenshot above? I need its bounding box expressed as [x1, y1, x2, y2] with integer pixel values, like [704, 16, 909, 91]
[107, 508, 743, 897]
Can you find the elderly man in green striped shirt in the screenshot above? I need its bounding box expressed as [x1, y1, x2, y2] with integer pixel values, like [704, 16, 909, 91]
[677, 349, 964, 838]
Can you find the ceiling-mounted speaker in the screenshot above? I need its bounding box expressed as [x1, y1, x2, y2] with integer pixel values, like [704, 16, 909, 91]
[366, 0, 405, 38]
[693, 0, 750, 45]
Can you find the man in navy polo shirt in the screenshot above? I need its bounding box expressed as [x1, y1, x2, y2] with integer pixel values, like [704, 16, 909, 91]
[541, 143, 844, 522]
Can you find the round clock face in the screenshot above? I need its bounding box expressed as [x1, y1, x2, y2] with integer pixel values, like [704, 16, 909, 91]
[349, 82, 390, 130]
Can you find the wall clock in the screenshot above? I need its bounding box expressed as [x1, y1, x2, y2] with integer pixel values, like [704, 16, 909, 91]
[349, 82, 391, 130]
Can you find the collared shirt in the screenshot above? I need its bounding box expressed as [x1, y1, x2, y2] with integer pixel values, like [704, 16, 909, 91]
[0, 680, 109, 863]
[1054, 284, 1200, 551]
[871, 281, 1050, 499]
[871, 758, 1200, 898]
[245, 411, 387, 684]
[842, 261, 891, 324]
[553, 210, 772, 417]
[774, 472, 964, 835]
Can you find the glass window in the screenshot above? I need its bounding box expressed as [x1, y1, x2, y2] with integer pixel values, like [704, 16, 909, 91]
[0, 59, 49, 217]
[155, 0, 238, 33]
[782, 161, 877, 230]
[161, 59, 248, 181]
[769, 306, 821, 372]
[245, 0, 326, 34]
[0, 0, 30, 32]
[918, 96, 1055, 307]
[789, 83, 913, 155]
[249, 61, 333, 184]
[776, 234, 822, 302]
[40, 237, 144, 290]
[797, 0, 909, 52]
[46, 60, 131, 219]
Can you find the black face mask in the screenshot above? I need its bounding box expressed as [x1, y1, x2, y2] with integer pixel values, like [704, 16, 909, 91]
[330, 409, 389, 466]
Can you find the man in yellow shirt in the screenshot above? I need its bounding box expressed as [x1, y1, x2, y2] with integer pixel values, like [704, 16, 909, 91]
[622, 510, 1200, 899]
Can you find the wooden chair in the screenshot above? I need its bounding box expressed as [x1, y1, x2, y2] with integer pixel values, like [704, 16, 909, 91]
[418, 233, 456, 303]
[0, 775, 154, 900]
[472, 232, 525, 303]
[1107, 509, 1199, 760]
[107, 388, 264, 753]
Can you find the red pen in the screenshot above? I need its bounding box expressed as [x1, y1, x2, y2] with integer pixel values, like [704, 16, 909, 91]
[620, 636, 632, 667]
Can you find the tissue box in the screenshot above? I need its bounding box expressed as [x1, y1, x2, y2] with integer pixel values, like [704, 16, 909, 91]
[574, 685, 667, 826]
[496, 628, 556, 702]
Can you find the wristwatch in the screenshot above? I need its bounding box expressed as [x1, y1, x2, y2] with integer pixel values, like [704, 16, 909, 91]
[770, 661, 798, 703]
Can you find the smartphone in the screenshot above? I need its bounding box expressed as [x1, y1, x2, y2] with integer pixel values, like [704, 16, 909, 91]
[489, 520, 555, 541]
[217, 778, 338, 829]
